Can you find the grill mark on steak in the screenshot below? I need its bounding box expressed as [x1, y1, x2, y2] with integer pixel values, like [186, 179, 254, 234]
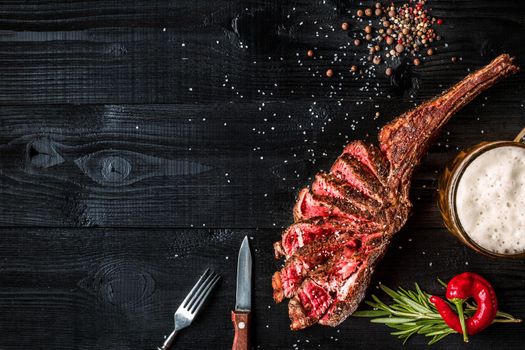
[312, 173, 383, 213]
[273, 233, 360, 303]
[287, 233, 385, 330]
[342, 141, 390, 184]
[273, 54, 519, 330]
[293, 188, 384, 226]
[274, 217, 376, 259]
[330, 154, 388, 203]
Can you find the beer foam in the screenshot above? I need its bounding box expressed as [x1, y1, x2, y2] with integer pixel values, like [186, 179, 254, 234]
[455, 145, 525, 254]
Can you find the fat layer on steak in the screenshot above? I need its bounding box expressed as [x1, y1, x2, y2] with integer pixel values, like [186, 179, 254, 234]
[272, 54, 519, 330]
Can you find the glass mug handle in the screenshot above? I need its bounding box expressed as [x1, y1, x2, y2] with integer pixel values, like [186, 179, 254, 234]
[515, 126, 525, 144]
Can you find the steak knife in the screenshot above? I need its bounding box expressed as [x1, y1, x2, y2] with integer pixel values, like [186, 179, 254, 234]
[232, 236, 252, 350]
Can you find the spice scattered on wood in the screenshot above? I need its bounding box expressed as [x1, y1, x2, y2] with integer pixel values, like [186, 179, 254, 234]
[347, 0, 441, 71]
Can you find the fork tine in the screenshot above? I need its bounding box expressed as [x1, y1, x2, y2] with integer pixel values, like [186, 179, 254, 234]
[189, 273, 221, 315]
[184, 271, 216, 310]
[179, 268, 210, 309]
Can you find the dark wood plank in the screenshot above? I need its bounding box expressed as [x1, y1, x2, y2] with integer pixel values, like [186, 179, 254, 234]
[0, 0, 523, 104]
[0, 227, 523, 349]
[0, 99, 523, 228]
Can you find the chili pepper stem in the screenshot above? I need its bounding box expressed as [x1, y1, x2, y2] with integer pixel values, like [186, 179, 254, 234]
[453, 299, 469, 342]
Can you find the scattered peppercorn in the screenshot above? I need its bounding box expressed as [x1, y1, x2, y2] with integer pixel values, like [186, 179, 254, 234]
[385, 67, 393, 76]
[326, 68, 334, 77]
[307, 49, 314, 57]
[341, 22, 349, 31]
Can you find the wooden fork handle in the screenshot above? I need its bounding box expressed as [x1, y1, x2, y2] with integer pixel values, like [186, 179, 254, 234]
[231, 310, 251, 350]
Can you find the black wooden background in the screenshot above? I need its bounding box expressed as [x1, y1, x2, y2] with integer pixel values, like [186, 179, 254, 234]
[0, 1, 524, 349]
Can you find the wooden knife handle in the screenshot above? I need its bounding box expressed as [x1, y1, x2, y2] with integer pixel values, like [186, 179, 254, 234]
[231, 310, 250, 350]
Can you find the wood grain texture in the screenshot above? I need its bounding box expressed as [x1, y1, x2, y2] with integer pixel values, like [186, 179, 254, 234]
[0, 0, 525, 349]
[0, 228, 522, 349]
[0, 0, 523, 104]
[0, 101, 523, 227]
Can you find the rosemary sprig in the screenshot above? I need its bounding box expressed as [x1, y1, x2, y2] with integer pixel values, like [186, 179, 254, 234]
[353, 283, 522, 345]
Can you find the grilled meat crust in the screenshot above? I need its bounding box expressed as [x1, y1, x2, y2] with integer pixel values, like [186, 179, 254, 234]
[273, 54, 519, 330]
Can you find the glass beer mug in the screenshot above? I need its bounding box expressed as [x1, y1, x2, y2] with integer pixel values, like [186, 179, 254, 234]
[438, 126, 525, 259]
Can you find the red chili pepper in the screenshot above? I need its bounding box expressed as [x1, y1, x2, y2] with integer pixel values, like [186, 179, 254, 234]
[430, 273, 498, 342]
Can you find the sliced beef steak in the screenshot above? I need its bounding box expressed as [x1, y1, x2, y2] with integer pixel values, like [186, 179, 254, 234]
[341, 141, 389, 184]
[287, 233, 385, 330]
[272, 233, 361, 303]
[274, 217, 376, 259]
[293, 188, 382, 226]
[330, 154, 388, 203]
[311, 173, 382, 213]
[272, 54, 519, 330]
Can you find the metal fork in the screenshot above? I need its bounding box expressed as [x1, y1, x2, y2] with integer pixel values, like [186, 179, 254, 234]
[158, 268, 221, 350]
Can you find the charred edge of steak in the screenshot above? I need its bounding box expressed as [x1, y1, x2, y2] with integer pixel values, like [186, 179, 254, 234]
[275, 217, 369, 259]
[331, 154, 387, 203]
[289, 280, 332, 330]
[273, 233, 362, 303]
[342, 141, 390, 184]
[380, 54, 520, 191]
[293, 188, 384, 226]
[312, 173, 383, 213]
[288, 233, 386, 330]
[318, 243, 389, 327]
